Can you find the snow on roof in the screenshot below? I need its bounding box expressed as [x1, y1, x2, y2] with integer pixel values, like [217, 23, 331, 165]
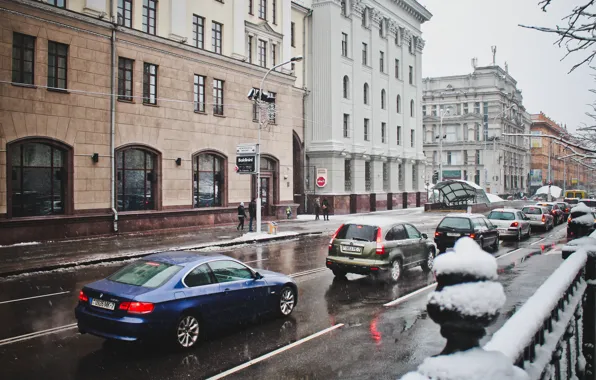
[571, 202, 592, 214]
[536, 185, 562, 198]
[433, 237, 498, 280]
[428, 281, 505, 317]
[569, 213, 595, 226]
[415, 348, 529, 380]
[486, 193, 505, 203]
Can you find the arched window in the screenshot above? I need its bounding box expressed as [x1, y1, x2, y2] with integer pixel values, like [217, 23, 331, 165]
[193, 152, 226, 207]
[410, 99, 415, 117]
[343, 75, 350, 99]
[116, 146, 159, 211]
[397, 95, 401, 113]
[381, 89, 386, 109]
[363, 83, 369, 105]
[9, 139, 71, 217]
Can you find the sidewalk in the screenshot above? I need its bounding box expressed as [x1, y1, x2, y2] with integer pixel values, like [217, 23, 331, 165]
[0, 208, 425, 277]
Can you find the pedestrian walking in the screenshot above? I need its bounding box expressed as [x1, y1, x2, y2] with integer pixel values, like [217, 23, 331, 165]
[286, 205, 292, 219]
[248, 198, 256, 232]
[314, 198, 320, 220]
[237, 202, 246, 231]
[322, 198, 330, 221]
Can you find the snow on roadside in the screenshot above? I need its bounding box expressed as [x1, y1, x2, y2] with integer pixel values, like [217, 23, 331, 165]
[0, 241, 42, 248]
[433, 238, 498, 280]
[570, 202, 592, 214]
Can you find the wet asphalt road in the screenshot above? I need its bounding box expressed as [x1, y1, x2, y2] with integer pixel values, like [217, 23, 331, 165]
[0, 221, 569, 380]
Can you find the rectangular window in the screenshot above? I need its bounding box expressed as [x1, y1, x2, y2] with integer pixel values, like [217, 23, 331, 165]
[381, 122, 386, 143]
[474, 102, 480, 114]
[12, 33, 35, 85]
[341, 33, 348, 57]
[432, 105, 437, 116]
[410, 129, 415, 147]
[247, 36, 253, 63]
[118, 0, 132, 27]
[456, 103, 461, 115]
[464, 102, 469, 114]
[213, 79, 224, 115]
[364, 118, 369, 141]
[345, 160, 352, 192]
[142, 0, 157, 35]
[117, 57, 133, 101]
[343, 114, 349, 138]
[447, 151, 452, 165]
[395, 59, 400, 79]
[194, 75, 205, 113]
[475, 123, 481, 141]
[362, 43, 368, 65]
[379, 51, 384, 73]
[143, 63, 157, 105]
[272, 0, 277, 24]
[409, 65, 413, 84]
[212, 22, 223, 54]
[193, 15, 205, 49]
[258, 39, 267, 67]
[464, 150, 468, 165]
[267, 92, 277, 124]
[48, 41, 67, 90]
[365, 161, 371, 191]
[248, 0, 253, 15]
[476, 150, 481, 165]
[271, 44, 276, 66]
[291, 22, 295, 47]
[47, 0, 65, 8]
[397, 126, 401, 145]
[483, 101, 489, 141]
[259, 0, 267, 19]
[422, 105, 426, 116]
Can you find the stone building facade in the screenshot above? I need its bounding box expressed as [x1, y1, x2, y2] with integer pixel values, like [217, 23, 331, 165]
[303, 0, 432, 214]
[422, 65, 531, 196]
[0, 0, 306, 244]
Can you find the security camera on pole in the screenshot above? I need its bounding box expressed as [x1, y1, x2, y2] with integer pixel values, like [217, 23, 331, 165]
[248, 55, 303, 233]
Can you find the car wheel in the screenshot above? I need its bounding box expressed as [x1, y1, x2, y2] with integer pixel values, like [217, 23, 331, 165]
[421, 249, 435, 273]
[517, 229, 522, 242]
[278, 286, 296, 317]
[176, 314, 200, 349]
[526, 226, 531, 238]
[389, 259, 402, 283]
[491, 237, 499, 252]
[332, 269, 347, 279]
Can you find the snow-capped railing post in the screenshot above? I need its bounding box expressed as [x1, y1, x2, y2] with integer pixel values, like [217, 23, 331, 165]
[400, 238, 528, 380]
[584, 250, 596, 378]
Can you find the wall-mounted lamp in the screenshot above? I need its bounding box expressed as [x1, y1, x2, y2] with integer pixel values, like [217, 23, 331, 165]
[92, 153, 99, 163]
[283, 174, 288, 180]
[175, 158, 182, 166]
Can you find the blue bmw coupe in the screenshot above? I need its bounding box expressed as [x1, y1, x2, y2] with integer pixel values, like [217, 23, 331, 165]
[75, 252, 298, 349]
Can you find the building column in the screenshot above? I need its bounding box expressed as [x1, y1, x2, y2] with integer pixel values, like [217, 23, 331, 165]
[169, 0, 188, 41]
[389, 160, 400, 192]
[281, 0, 292, 73]
[232, 0, 247, 60]
[405, 161, 413, 192]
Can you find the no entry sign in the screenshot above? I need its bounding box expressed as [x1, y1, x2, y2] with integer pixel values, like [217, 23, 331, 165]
[316, 176, 326, 187]
[316, 168, 328, 188]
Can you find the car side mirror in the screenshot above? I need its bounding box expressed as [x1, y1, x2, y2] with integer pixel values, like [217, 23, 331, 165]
[421, 233, 428, 239]
[253, 272, 263, 280]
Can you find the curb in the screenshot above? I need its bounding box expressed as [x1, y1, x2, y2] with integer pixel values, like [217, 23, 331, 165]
[0, 231, 323, 278]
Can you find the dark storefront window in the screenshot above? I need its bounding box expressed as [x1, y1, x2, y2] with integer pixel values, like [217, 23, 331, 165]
[193, 153, 224, 207]
[11, 142, 67, 217]
[12, 33, 35, 85]
[117, 148, 157, 211]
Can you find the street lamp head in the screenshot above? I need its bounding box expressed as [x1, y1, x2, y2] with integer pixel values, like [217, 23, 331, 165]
[291, 56, 303, 62]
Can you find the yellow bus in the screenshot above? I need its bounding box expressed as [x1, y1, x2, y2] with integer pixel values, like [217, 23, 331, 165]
[564, 190, 587, 203]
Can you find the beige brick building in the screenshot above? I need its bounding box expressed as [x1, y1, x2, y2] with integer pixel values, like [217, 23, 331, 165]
[0, 0, 306, 244]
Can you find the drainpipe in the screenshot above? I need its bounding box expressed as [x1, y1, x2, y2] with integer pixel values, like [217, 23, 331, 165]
[302, 9, 312, 213]
[109, 0, 118, 231]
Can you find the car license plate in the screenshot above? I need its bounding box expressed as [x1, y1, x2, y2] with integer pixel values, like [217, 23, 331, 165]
[90, 298, 115, 310]
[498, 228, 506, 233]
[341, 245, 362, 254]
[446, 233, 460, 237]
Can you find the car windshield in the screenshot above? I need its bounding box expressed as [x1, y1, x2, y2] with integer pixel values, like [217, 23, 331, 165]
[523, 207, 542, 215]
[487, 211, 515, 220]
[438, 217, 471, 230]
[108, 261, 183, 288]
[336, 224, 378, 242]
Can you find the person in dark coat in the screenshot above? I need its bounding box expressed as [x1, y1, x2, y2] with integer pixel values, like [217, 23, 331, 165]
[314, 198, 320, 220]
[322, 198, 330, 221]
[248, 199, 256, 232]
[237, 202, 246, 231]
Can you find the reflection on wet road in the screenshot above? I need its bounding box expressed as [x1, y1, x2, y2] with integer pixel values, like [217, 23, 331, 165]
[0, 222, 569, 380]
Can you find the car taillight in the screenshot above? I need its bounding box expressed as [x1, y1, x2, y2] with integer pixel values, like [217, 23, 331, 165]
[568, 216, 572, 223]
[376, 227, 385, 255]
[469, 233, 476, 239]
[119, 301, 154, 314]
[434, 231, 441, 237]
[510, 221, 519, 227]
[79, 290, 88, 302]
[329, 224, 344, 251]
[542, 215, 546, 223]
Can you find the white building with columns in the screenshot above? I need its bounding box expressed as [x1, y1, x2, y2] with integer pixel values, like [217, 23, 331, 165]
[302, 0, 432, 212]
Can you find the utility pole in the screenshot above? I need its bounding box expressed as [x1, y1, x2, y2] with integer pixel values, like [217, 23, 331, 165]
[563, 157, 566, 192]
[437, 107, 451, 182]
[547, 139, 551, 184]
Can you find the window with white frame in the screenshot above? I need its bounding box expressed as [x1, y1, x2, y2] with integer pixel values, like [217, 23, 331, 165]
[343, 114, 350, 138]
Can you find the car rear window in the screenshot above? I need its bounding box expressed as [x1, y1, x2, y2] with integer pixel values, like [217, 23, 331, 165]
[570, 211, 591, 219]
[336, 224, 378, 242]
[538, 204, 553, 211]
[522, 207, 542, 215]
[438, 217, 471, 230]
[582, 200, 596, 208]
[566, 198, 579, 205]
[487, 211, 515, 220]
[108, 261, 183, 288]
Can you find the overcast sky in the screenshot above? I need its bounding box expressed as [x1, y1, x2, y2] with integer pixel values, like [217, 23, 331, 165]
[418, 0, 594, 133]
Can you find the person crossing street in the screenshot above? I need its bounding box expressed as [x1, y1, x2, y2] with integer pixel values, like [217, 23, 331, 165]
[237, 202, 247, 231]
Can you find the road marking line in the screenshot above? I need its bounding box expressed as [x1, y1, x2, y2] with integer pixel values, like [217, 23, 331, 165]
[0, 291, 70, 305]
[496, 248, 522, 261]
[206, 323, 344, 380]
[530, 238, 546, 246]
[289, 267, 327, 278]
[0, 323, 77, 346]
[384, 283, 437, 307]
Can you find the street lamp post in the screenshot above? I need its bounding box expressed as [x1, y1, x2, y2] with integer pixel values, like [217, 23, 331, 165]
[255, 56, 303, 234]
[437, 107, 451, 182]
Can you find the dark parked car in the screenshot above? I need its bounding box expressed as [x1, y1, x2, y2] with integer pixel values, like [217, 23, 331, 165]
[326, 217, 436, 283]
[567, 202, 596, 240]
[75, 252, 298, 349]
[434, 214, 500, 253]
[536, 202, 564, 225]
[556, 202, 571, 220]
